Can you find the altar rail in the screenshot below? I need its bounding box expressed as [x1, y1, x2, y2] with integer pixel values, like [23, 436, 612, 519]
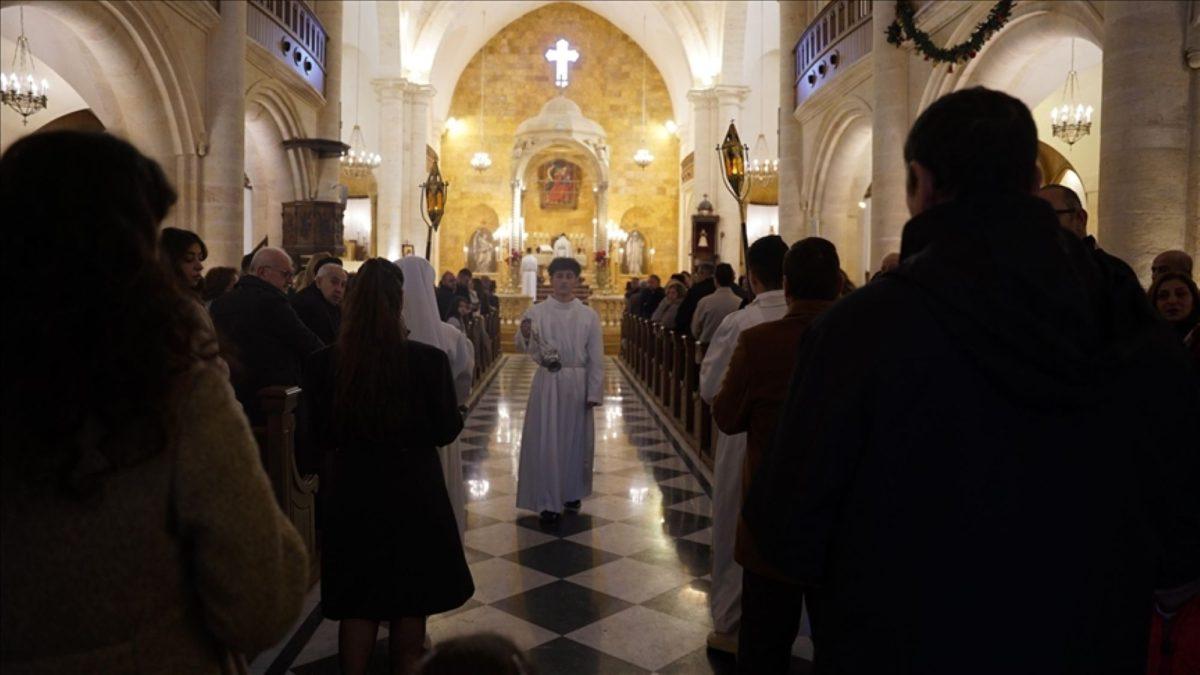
[619, 313, 715, 469]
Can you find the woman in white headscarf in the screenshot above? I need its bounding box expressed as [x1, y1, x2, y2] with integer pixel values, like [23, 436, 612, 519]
[395, 257, 474, 536]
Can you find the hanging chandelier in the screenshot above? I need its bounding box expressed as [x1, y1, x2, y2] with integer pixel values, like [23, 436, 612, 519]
[470, 11, 492, 172]
[341, 124, 381, 177]
[1050, 39, 1093, 147]
[632, 15, 653, 169]
[1, 5, 49, 126]
[341, 5, 380, 178]
[747, 2, 777, 180]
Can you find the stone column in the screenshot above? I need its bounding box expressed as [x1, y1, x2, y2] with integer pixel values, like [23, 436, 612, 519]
[869, 0, 910, 271]
[778, 0, 807, 243]
[374, 78, 406, 259]
[314, 0, 343, 200]
[404, 83, 435, 260]
[689, 86, 749, 269]
[200, 0, 246, 266]
[1099, 0, 1194, 282]
[595, 181, 610, 250]
[511, 179, 524, 250]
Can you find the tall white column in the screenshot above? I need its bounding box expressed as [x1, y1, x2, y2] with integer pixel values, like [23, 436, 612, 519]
[315, 0, 343, 200]
[374, 78, 406, 259]
[778, 0, 807, 243]
[200, 0, 246, 266]
[869, 0, 910, 270]
[689, 85, 749, 269]
[595, 181, 610, 250]
[404, 83, 435, 259]
[1098, 0, 1194, 282]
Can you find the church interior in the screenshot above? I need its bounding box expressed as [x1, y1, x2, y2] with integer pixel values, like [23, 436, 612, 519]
[2, 1, 1197, 673]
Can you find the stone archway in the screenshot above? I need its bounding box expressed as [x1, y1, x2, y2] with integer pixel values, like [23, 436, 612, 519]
[0, 1, 206, 226]
[808, 99, 873, 282]
[244, 81, 311, 252]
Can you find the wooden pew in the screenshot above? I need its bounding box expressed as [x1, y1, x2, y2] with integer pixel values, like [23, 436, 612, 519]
[253, 386, 319, 583]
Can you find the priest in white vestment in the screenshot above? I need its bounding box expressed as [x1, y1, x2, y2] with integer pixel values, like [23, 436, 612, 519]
[520, 248, 539, 298]
[515, 257, 604, 522]
[697, 235, 789, 653]
[396, 256, 474, 536]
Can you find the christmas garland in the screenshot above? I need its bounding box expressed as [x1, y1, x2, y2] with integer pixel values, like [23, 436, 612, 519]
[886, 0, 1014, 71]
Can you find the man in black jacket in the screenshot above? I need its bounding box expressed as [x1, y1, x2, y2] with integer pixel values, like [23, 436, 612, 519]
[291, 257, 345, 345]
[636, 274, 665, 319]
[744, 87, 1199, 674]
[435, 271, 458, 320]
[674, 260, 715, 338]
[211, 246, 324, 423]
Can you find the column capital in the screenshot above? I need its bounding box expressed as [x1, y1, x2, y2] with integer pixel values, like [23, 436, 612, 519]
[403, 82, 436, 103]
[688, 85, 751, 105]
[372, 77, 408, 101]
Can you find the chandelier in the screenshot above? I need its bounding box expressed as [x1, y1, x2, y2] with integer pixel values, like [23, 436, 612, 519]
[470, 11, 492, 172]
[1050, 39, 1093, 147]
[747, 2, 777, 179]
[632, 15, 653, 169]
[341, 123, 381, 177]
[1, 5, 48, 126]
[341, 6, 380, 178]
[748, 133, 778, 177]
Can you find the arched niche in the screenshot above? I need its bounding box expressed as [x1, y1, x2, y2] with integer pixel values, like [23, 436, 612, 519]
[518, 143, 600, 257]
[244, 81, 310, 253]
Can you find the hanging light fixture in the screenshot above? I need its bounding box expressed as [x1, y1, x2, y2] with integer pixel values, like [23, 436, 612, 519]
[1050, 39, 1093, 147]
[1, 4, 49, 125]
[633, 15, 654, 169]
[470, 10, 492, 172]
[748, 1, 778, 178]
[341, 4, 381, 178]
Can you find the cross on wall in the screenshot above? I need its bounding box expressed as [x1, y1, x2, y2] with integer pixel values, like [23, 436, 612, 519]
[545, 39, 579, 88]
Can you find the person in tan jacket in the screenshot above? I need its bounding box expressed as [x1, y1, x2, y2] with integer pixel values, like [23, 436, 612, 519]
[1, 131, 309, 675]
[712, 237, 841, 674]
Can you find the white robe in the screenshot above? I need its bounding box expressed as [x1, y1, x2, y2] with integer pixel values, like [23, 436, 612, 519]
[699, 289, 789, 635]
[520, 254, 539, 298]
[438, 322, 474, 536]
[395, 257, 473, 535]
[515, 297, 604, 513]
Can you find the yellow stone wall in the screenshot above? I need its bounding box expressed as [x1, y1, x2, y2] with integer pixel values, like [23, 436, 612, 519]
[439, 2, 679, 277]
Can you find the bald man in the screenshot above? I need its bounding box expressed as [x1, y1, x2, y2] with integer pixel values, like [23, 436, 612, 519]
[1037, 185, 1087, 240]
[1152, 250, 1193, 282]
[211, 246, 324, 423]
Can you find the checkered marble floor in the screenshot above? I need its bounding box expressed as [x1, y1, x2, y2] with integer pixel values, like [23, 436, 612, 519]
[252, 356, 769, 674]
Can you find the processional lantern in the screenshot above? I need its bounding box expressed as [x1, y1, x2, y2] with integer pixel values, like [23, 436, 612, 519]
[420, 160, 448, 259]
[716, 120, 751, 264]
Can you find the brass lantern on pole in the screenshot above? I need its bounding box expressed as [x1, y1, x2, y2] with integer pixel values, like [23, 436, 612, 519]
[716, 120, 751, 266]
[419, 160, 449, 260]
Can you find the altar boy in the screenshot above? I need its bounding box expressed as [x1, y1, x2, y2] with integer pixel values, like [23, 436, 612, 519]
[515, 257, 604, 523]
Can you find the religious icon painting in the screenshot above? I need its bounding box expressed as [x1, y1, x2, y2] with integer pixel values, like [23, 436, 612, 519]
[621, 230, 648, 275]
[468, 227, 498, 273]
[401, 243, 415, 257]
[538, 159, 581, 210]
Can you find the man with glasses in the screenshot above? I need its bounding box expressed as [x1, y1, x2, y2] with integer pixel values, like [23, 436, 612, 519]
[211, 246, 324, 429]
[1036, 184, 1088, 240]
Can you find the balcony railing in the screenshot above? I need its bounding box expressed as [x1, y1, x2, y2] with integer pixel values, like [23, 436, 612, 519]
[794, 0, 872, 108]
[247, 0, 327, 96]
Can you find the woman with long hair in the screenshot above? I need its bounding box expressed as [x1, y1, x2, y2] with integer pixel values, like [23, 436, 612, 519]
[1, 131, 308, 674]
[304, 258, 472, 675]
[160, 226, 208, 295]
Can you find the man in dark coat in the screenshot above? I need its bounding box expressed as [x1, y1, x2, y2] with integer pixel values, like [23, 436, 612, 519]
[435, 271, 458, 320]
[743, 87, 1200, 674]
[636, 274, 666, 319]
[674, 260, 715, 338]
[211, 246, 325, 423]
[291, 257, 345, 345]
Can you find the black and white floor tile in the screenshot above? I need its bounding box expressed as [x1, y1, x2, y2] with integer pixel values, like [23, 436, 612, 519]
[252, 356, 811, 674]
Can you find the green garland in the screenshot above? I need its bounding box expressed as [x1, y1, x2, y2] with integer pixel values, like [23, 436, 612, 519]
[886, 0, 1014, 71]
